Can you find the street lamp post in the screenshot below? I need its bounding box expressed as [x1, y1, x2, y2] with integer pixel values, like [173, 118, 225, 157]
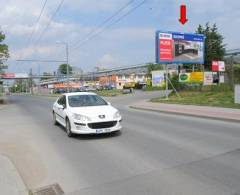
[56, 41, 70, 92]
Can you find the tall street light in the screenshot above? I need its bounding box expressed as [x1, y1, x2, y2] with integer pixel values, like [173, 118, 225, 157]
[56, 41, 70, 92]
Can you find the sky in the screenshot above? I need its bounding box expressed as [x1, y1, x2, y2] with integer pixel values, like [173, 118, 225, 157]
[0, 0, 239, 75]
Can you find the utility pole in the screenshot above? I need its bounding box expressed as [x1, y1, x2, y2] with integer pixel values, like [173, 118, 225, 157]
[56, 41, 70, 92]
[38, 63, 40, 94]
[66, 43, 69, 93]
[29, 68, 33, 95]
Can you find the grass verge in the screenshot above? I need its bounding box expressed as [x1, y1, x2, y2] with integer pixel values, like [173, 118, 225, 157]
[19, 89, 124, 98]
[151, 90, 240, 109]
[95, 89, 123, 97]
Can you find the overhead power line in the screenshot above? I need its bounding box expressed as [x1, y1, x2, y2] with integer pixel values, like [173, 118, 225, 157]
[16, 0, 48, 66]
[27, 0, 48, 47]
[70, 0, 147, 53]
[33, 0, 65, 45]
[70, 0, 135, 49]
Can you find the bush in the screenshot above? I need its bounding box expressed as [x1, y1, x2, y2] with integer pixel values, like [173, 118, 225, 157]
[143, 86, 165, 91]
[234, 64, 240, 84]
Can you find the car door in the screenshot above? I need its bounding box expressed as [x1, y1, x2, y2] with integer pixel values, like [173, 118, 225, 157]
[58, 95, 67, 125]
[55, 96, 65, 125]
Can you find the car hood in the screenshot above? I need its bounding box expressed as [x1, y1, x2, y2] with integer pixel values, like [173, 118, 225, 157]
[69, 105, 118, 121]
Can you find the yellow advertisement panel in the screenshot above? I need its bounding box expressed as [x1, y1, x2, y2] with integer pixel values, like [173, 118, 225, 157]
[190, 72, 204, 82]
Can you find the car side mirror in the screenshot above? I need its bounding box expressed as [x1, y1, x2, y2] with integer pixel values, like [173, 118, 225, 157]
[58, 105, 64, 109]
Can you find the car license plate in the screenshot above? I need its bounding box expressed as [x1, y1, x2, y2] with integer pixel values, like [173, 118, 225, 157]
[96, 129, 110, 133]
[96, 129, 103, 134]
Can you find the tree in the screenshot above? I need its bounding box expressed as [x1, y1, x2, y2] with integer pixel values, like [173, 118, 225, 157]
[147, 63, 163, 77]
[196, 23, 226, 70]
[58, 64, 72, 75]
[41, 72, 53, 81]
[0, 31, 9, 73]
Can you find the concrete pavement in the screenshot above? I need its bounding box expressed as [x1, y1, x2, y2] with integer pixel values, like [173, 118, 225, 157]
[0, 155, 27, 195]
[130, 100, 240, 123]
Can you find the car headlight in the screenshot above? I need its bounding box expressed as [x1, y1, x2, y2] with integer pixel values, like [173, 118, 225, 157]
[113, 111, 121, 119]
[72, 113, 91, 122]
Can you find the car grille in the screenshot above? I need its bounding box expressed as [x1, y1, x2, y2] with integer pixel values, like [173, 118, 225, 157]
[88, 121, 117, 129]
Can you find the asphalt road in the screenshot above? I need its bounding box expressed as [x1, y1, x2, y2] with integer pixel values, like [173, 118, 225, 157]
[1, 92, 240, 195]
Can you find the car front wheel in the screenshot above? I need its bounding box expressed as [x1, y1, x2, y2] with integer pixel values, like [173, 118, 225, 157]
[66, 118, 73, 137]
[53, 112, 57, 125]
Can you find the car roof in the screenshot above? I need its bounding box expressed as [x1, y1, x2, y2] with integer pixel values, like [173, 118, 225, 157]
[63, 92, 97, 96]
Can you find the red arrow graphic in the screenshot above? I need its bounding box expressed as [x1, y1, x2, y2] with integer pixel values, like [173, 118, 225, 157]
[179, 5, 188, 25]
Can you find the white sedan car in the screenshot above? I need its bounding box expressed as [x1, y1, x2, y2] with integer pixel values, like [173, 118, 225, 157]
[52, 92, 122, 137]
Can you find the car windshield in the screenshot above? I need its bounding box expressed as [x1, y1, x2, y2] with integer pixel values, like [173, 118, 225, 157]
[68, 95, 108, 107]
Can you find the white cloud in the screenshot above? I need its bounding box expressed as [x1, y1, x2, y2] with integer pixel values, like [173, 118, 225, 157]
[64, 0, 130, 13]
[97, 54, 118, 67]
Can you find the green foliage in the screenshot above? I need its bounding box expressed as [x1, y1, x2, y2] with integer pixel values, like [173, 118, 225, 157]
[234, 64, 240, 84]
[41, 72, 53, 81]
[58, 64, 73, 75]
[151, 90, 240, 109]
[142, 86, 165, 91]
[96, 89, 123, 97]
[0, 31, 9, 61]
[147, 63, 163, 77]
[196, 23, 226, 70]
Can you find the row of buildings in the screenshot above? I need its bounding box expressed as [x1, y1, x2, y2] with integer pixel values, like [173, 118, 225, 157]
[39, 63, 151, 91]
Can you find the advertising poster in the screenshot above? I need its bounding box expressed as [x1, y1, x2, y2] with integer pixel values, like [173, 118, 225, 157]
[152, 70, 165, 87]
[204, 72, 213, 85]
[156, 31, 205, 64]
[179, 73, 190, 82]
[219, 75, 225, 83]
[218, 61, 225, 72]
[212, 61, 219, 72]
[212, 61, 225, 72]
[190, 72, 204, 82]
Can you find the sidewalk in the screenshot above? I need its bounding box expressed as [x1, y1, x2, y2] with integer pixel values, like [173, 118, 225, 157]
[130, 100, 240, 123]
[0, 155, 28, 195]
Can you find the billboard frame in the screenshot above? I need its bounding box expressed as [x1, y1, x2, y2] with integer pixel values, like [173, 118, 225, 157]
[155, 30, 205, 65]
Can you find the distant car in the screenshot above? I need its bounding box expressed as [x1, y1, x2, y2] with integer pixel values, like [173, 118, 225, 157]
[135, 82, 147, 89]
[103, 85, 114, 90]
[54, 89, 67, 94]
[52, 92, 122, 137]
[96, 85, 103, 91]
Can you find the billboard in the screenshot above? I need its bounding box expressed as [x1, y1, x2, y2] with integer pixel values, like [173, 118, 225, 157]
[152, 70, 165, 87]
[156, 31, 205, 64]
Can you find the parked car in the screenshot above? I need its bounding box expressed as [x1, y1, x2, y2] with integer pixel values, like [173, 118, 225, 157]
[135, 81, 147, 89]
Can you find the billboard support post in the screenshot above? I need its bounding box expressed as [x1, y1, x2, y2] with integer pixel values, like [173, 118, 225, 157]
[165, 64, 169, 100]
[165, 64, 180, 99]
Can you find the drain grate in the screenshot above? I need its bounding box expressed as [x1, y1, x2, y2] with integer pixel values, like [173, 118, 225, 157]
[29, 183, 64, 195]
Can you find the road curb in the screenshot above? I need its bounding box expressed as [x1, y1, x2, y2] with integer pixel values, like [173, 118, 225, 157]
[0, 155, 28, 195]
[129, 105, 240, 123]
